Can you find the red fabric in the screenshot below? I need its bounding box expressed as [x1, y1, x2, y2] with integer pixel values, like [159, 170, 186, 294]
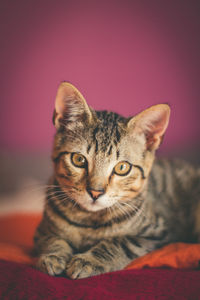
[0, 215, 200, 299]
[1, 214, 200, 270]
[0, 214, 41, 265]
[0, 260, 200, 300]
[126, 243, 200, 270]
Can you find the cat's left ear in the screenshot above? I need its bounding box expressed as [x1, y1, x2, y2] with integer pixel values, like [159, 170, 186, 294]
[53, 82, 93, 129]
[128, 104, 170, 151]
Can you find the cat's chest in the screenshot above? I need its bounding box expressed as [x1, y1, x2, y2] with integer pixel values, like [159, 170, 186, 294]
[60, 217, 135, 249]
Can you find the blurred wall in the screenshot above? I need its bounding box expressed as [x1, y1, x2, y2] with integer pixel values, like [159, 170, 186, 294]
[0, 0, 200, 153]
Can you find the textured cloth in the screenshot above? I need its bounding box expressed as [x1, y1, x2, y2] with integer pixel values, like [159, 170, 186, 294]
[0, 214, 200, 299]
[0, 214, 40, 265]
[0, 214, 200, 269]
[0, 260, 200, 300]
[126, 242, 200, 270]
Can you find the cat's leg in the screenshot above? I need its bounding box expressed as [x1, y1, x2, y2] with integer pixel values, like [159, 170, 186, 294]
[65, 236, 154, 279]
[34, 209, 74, 276]
[36, 237, 73, 276]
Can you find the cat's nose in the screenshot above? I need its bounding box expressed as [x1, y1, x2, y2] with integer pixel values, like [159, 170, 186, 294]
[87, 188, 105, 201]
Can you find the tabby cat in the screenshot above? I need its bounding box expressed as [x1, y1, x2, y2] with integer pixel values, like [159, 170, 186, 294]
[34, 82, 200, 279]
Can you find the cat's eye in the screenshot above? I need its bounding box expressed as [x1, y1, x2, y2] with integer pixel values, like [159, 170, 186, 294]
[71, 153, 87, 168]
[114, 161, 132, 176]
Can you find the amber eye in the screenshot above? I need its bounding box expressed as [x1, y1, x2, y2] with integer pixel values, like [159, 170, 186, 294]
[114, 161, 132, 176]
[71, 153, 87, 168]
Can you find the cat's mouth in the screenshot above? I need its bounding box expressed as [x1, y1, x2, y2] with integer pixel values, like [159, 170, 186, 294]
[75, 194, 116, 212]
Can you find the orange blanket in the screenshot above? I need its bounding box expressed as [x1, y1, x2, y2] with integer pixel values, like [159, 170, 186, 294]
[0, 213, 200, 269]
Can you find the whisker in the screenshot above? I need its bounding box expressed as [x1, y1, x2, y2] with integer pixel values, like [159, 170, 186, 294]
[45, 191, 67, 199]
[107, 207, 112, 220]
[47, 194, 69, 206]
[123, 201, 146, 226]
[115, 202, 131, 221]
[23, 184, 61, 195]
[111, 197, 146, 225]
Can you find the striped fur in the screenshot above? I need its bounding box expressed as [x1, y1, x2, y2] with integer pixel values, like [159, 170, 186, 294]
[34, 83, 200, 279]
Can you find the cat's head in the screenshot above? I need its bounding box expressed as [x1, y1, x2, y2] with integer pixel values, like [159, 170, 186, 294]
[52, 82, 170, 212]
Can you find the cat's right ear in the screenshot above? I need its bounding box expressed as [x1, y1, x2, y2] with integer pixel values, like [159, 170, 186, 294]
[53, 82, 93, 129]
[128, 104, 170, 151]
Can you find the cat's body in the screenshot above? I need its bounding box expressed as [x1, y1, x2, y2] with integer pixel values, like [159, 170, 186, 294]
[34, 82, 200, 279]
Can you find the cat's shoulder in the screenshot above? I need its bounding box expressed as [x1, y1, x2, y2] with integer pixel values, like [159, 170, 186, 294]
[152, 157, 198, 178]
[154, 157, 195, 168]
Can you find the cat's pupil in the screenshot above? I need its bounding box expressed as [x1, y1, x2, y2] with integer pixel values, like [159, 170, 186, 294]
[120, 164, 126, 170]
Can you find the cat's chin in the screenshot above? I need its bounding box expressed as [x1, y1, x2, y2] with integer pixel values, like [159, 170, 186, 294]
[79, 202, 108, 212]
[73, 194, 117, 213]
[75, 198, 114, 213]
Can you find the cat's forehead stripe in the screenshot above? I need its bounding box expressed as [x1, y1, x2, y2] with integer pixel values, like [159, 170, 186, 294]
[108, 145, 112, 156]
[87, 144, 92, 154]
[91, 111, 124, 154]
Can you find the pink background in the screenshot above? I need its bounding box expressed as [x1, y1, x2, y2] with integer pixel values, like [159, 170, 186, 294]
[1, 0, 200, 153]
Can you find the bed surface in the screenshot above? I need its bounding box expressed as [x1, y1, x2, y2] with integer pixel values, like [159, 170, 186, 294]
[0, 213, 200, 299]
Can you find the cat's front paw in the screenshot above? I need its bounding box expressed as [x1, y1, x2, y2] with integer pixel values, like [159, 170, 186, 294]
[65, 254, 105, 279]
[37, 254, 67, 276]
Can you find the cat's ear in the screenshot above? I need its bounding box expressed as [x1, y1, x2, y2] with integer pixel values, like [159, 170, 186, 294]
[53, 82, 92, 129]
[128, 104, 170, 151]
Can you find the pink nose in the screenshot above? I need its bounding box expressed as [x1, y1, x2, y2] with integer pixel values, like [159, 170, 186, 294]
[87, 189, 105, 201]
